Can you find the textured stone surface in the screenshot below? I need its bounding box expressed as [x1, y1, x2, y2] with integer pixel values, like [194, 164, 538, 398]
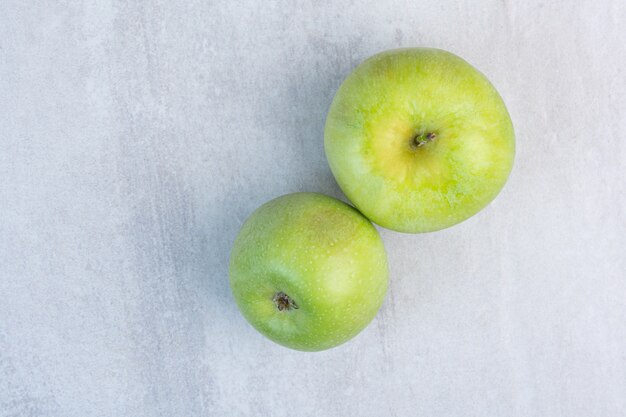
[1, 1, 625, 416]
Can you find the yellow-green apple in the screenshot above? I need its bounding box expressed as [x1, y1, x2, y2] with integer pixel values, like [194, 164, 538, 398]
[229, 193, 388, 351]
[324, 48, 515, 233]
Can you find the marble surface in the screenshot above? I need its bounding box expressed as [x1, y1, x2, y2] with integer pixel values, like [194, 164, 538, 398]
[1, 1, 625, 416]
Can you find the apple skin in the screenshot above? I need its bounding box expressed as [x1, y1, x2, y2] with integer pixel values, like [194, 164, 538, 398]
[325, 48, 515, 233]
[229, 193, 388, 351]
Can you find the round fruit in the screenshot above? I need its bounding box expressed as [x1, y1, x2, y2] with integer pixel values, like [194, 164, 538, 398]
[324, 48, 515, 233]
[229, 193, 388, 351]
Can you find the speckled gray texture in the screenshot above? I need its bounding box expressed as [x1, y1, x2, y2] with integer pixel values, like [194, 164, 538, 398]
[1, 1, 625, 416]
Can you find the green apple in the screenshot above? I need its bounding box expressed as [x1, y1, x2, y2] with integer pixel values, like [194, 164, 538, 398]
[325, 48, 515, 233]
[229, 192, 388, 351]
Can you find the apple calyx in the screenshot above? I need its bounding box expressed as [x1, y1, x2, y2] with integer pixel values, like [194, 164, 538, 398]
[410, 132, 437, 149]
[273, 292, 299, 311]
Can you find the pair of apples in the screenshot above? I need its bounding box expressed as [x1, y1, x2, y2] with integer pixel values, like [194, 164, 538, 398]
[229, 48, 515, 351]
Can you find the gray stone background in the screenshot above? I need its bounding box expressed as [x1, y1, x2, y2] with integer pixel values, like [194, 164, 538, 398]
[1, 1, 624, 416]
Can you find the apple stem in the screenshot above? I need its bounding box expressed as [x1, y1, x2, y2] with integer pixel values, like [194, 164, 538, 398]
[411, 132, 437, 148]
[273, 292, 299, 311]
